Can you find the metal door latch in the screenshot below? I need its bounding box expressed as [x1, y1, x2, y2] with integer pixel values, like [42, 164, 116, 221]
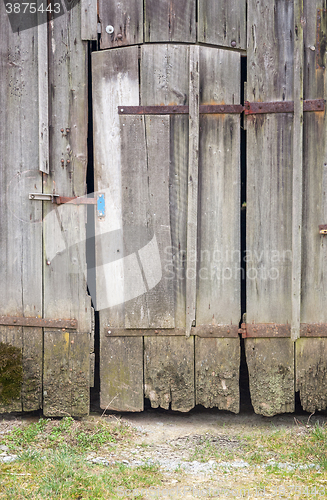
[319, 224, 327, 235]
[29, 193, 106, 218]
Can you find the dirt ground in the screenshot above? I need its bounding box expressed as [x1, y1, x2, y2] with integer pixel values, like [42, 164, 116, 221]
[97, 408, 327, 499]
[1, 407, 326, 499]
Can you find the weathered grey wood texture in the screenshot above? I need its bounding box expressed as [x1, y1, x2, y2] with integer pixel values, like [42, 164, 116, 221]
[144, 337, 194, 411]
[92, 47, 144, 411]
[141, 45, 194, 411]
[0, 8, 42, 412]
[297, 0, 327, 411]
[186, 45, 199, 336]
[81, 0, 97, 40]
[99, 0, 143, 49]
[198, 0, 246, 49]
[195, 47, 241, 411]
[195, 338, 240, 412]
[246, 339, 294, 416]
[144, 0, 196, 43]
[246, 0, 295, 415]
[291, 0, 304, 341]
[43, 6, 92, 417]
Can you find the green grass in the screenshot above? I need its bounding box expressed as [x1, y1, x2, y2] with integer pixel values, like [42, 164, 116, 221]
[0, 417, 162, 499]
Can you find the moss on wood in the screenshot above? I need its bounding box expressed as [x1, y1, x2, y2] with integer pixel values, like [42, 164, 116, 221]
[0, 342, 23, 404]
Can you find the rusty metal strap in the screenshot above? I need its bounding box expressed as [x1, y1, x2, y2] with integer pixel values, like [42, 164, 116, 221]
[118, 100, 325, 116]
[244, 99, 325, 115]
[0, 316, 78, 329]
[105, 325, 239, 338]
[240, 323, 327, 338]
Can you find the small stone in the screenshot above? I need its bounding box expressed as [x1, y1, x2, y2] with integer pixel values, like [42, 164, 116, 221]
[122, 460, 129, 465]
[1, 455, 17, 463]
[0, 445, 9, 452]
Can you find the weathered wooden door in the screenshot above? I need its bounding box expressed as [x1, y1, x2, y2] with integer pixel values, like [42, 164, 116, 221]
[244, 0, 327, 416]
[92, 1, 245, 413]
[92, 0, 327, 416]
[0, 3, 93, 416]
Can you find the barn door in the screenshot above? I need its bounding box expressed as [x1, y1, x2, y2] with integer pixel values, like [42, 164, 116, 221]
[0, 4, 93, 416]
[244, 0, 327, 416]
[92, 42, 242, 412]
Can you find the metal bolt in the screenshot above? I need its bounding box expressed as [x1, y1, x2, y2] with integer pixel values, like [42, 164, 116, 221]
[30, 194, 35, 199]
[106, 25, 114, 34]
[61, 159, 64, 164]
[66, 128, 70, 133]
[67, 159, 70, 164]
[60, 128, 64, 133]
[108, 330, 111, 334]
[46, 259, 51, 265]
[231, 40, 236, 47]
[117, 33, 123, 39]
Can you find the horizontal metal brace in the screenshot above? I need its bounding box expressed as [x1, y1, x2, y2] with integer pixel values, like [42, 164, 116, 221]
[319, 224, 327, 234]
[118, 99, 325, 116]
[105, 325, 239, 338]
[244, 99, 325, 115]
[239, 323, 327, 338]
[0, 316, 78, 329]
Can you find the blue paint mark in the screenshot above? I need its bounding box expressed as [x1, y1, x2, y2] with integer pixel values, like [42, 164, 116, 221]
[97, 194, 105, 218]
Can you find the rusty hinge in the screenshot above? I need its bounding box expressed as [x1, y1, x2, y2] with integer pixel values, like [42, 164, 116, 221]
[0, 316, 77, 329]
[244, 99, 325, 115]
[319, 224, 327, 234]
[239, 323, 327, 338]
[29, 193, 106, 218]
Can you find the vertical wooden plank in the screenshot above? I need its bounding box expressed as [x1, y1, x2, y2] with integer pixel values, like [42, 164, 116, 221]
[81, 0, 97, 40]
[144, 337, 194, 411]
[0, 6, 42, 412]
[195, 47, 241, 412]
[43, 6, 92, 417]
[195, 338, 240, 413]
[198, 0, 246, 50]
[144, 0, 196, 43]
[92, 47, 144, 411]
[141, 44, 194, 410]
[38, 22, 49, 174]
[22, 328, 43, 412]
[296, 1, 327, 411]
[141, 44, 190, 328]
[186, 45, 199, 336]
[291, 0, 304, 341]
[245, 339, 295, 416]
[120, 114, 175, 329]
[246, 0, 295, 415]
[101, 338, 143, 411]
[99, 0, 143, 49]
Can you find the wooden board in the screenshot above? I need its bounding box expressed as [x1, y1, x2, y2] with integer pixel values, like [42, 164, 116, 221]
[195, 338, 240, 413]
[144, 337, 194, 411]
[81, 0, 97, 40]
[101, 337, 143, 411]
[144, 0, 196, 43]
[195, 47, 241, 412]
[140, 44, 190, 328]
[92, 47, 144, 411]
[43, 4, 92, 417]
[296, 339, 327, 412]
[246, 0, 295, 415]
[296, 0, 327, 411]
[99, 0, 143, 49]
[0, 6, 42, 412]
[245, 339, 294, 416]
[141, 44, 195, 410]
[198, 0, 246, 50]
